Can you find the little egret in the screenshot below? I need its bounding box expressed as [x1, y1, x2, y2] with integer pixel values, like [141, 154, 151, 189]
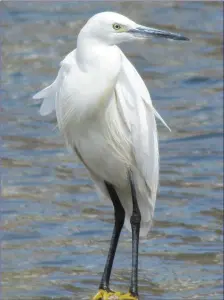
[34, 12, 189, 300]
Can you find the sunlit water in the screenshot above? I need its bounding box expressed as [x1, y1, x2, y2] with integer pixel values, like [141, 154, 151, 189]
[1, 2, 223, 300]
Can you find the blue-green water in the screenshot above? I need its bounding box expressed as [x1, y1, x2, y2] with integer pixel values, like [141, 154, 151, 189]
[1, 2, 223, 300]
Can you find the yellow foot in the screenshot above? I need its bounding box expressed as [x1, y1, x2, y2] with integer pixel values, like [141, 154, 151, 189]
[92, 290, 138, 300]
[118, 292, 138, 300]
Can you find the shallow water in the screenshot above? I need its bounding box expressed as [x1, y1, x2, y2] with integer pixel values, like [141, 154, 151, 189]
[1, 2, 223, 300]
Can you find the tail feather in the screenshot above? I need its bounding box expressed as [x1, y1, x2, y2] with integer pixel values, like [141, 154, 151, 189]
[119, 192, 154, 237]
[124, 218, 153, 237]
[80, 166, 155, 237]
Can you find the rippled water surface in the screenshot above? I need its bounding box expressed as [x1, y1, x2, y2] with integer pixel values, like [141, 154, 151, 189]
[1, 2, 223, 300]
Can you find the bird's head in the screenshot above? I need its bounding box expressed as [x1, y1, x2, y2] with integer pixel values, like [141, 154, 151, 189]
[79, 11, 189, 45]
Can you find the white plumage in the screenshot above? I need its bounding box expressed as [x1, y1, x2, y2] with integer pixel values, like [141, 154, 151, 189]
[33, 12, 172, 237]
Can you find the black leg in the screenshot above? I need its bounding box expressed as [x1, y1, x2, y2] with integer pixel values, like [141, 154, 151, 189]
[129, 171, 141, 297]
[99, 181, 125, 291]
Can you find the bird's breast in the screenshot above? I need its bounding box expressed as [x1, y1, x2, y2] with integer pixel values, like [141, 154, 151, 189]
[56, 46, 132, 186]
[57, 47, 122, 128]
[64, 93, 132, 187]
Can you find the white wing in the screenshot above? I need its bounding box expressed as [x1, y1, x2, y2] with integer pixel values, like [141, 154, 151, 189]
[33, 50, 77, 116]
[116, 49, 170, 200]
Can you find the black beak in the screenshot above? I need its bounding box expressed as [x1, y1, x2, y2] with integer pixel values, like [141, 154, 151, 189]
[129, 25, 189, 41]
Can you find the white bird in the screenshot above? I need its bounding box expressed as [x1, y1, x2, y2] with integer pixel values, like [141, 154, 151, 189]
[33, 12, 189, 300]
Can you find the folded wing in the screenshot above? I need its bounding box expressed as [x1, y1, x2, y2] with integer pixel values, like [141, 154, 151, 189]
[116, 49, 170, 203]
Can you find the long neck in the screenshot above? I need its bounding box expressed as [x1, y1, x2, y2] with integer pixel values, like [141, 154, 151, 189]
[64, 33, 122, 124]
[76, 34, 114, 71]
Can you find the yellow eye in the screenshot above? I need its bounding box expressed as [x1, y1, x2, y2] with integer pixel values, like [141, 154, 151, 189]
[113, 23, 122, 31]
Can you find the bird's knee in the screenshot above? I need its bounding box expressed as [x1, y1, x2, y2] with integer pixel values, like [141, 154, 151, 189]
[130, 211, 141, 225]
